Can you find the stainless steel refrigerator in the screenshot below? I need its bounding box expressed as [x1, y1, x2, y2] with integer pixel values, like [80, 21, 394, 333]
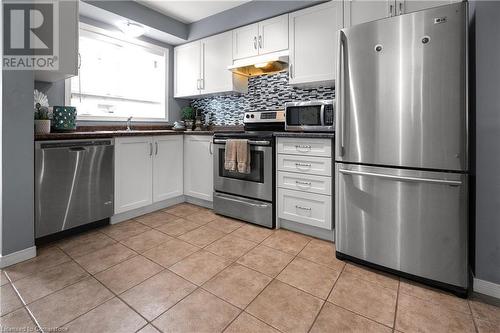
[335, 2, 469, 296]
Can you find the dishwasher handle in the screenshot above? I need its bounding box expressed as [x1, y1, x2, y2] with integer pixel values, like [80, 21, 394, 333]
[69, 147, 87, 152]
[39, 140, 113, 149]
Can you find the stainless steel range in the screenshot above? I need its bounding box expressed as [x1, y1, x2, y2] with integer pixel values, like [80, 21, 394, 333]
[213, 110, 285, 228]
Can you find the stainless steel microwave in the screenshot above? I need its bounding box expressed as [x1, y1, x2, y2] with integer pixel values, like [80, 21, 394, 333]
[284, 100, 335, 132]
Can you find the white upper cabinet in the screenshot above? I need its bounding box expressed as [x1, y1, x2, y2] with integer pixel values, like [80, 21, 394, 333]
[289, 1, 343, 87]
[344, 0, 462, 27]
[202, 31, 247, 95]
[258, 15, 289, 54]
[174, 42, 201, 98]
[35, 0, 79, 82]
[233, 23, 260, 60]
[174, 32, 247, 98]
[153, 135, 184, 202]
[232, 14, 288, 60]
[344, 0, 393, 27]
[401, 0, 462, 14]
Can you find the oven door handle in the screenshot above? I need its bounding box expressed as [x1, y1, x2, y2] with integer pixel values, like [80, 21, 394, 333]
[213, 139, 271, 146]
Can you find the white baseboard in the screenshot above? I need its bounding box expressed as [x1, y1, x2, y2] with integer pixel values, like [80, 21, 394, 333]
[0, 246, 37, 268]
[110, 196, 185, 224]
[185, 196, 213, 209]
[474, 278, 500, 299]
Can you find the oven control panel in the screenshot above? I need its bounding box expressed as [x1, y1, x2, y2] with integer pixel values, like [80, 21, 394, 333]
[244, 110, 285, 123]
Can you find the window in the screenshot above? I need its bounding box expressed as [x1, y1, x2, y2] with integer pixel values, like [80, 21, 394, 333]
[68, 24, 168, 121]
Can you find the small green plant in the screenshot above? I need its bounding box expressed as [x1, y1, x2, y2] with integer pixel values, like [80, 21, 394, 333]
[181, 106, 195, 120]
[34, 103, 49, 120]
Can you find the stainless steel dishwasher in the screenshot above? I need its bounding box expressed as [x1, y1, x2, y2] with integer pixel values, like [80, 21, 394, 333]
[35, 139, 114, 238]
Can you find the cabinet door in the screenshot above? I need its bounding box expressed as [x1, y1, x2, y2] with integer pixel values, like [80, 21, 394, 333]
[401, 0, 461, 14]
[344, 0, 395, 27]
[183, 135, 214, 202]
[232, 23, 259, 60]
[258, 14, 289, 55]
[153, 135, 183, 202]
[174, 41, 201, 98]
[115, 136, 153, 214]
[289, 2, 342, 86]
[201, 31, 234, 95]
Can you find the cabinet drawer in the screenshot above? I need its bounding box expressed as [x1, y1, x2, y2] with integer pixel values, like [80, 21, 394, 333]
[277, 154, 332, 176]
[277, 137, 332, 157]
[278, 171, 332, 195]
[278, 188, 332, 230]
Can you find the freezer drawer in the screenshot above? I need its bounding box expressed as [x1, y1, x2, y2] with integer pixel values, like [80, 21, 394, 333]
[335, 163, 468, 288]
[278, 188, 332, 230]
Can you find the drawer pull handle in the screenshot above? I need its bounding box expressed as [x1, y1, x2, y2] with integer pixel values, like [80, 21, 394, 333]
[295, 162, 312, 168]
[295, 180, 312, 186]
[295, 205, 312, 211]
[295, 145, 312, 150]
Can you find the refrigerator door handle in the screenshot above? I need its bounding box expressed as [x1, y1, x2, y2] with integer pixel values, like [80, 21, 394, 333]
[337, 31, 346, 156]
[338, 169, 463, 186]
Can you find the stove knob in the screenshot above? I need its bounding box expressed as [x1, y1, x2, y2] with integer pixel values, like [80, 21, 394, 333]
[245, 114, 250, 118]
[251, 114, 255, 118]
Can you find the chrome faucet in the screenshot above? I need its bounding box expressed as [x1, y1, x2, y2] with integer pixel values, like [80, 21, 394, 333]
[126, 116, 133, 131]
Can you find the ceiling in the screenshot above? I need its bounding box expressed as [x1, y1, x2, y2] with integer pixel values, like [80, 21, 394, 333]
[136, 0, 250, 24]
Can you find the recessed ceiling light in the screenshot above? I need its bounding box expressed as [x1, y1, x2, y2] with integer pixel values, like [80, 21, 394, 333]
[117, 21, 146, 38]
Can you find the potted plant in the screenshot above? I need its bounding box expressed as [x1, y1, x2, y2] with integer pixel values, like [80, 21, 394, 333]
[34, 90, 51, 134]
[181, 106, 195, 131]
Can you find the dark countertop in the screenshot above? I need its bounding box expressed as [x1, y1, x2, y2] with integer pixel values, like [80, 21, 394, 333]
[35, 127, 335, 141]
[273, 131, 335, 139]
[35, 130, 185, 141]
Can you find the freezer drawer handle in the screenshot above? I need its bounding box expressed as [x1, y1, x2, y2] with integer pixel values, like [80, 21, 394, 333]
[295, 205, 312, 211]
[339, 169, 462, 186]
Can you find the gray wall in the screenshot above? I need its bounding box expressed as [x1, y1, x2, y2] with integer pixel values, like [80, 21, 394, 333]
[474, 1, 500, 285]
[83, 0, 188, 40]
[188, 0, 325, 41]
[1, 70, 35, 256]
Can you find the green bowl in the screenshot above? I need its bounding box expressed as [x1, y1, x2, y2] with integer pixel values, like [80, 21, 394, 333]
[52, 106, 77, 132]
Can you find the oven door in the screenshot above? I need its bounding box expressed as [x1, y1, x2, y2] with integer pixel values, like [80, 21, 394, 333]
[213, 141, 273, 202]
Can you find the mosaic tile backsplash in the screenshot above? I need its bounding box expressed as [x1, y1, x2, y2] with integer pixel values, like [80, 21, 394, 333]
[190, 71, 335, 126]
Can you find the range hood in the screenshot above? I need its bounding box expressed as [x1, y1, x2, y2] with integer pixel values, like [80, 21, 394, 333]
[227, 50, 289, 77]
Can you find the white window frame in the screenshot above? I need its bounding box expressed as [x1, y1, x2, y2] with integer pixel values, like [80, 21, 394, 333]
[66, 22, 169, 122]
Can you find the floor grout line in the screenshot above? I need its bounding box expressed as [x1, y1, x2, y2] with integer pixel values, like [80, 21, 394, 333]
[392, 278, 401, 330]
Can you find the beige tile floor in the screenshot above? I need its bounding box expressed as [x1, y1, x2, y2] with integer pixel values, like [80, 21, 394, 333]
[1, 202, 499, 333]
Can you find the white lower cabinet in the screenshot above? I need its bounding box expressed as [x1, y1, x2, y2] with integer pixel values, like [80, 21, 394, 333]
[114, 135, 184, 214]
[115, 136, 154, 214]
[183, 135, 214, 202]
[277, 137, 333, 231]
[278, 188, 332, 229]
[153, 135, 184, 202]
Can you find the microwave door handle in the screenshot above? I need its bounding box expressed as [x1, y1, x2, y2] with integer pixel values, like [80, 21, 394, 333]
[320, 104, 325, 126]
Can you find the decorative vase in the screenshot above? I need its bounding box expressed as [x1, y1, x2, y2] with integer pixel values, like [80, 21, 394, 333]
[52, 106, 77, 132]
[185, 120, 194, 131]
[35, 119, 51, 134]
